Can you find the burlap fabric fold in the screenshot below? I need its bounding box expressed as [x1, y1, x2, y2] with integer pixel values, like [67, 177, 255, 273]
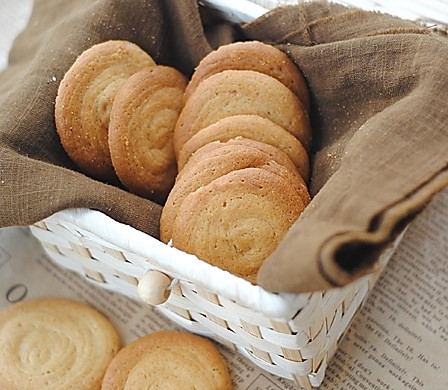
[0, 0, 447, 293]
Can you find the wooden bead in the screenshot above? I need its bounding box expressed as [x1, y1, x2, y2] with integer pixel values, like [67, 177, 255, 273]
[137, 270, 172, 305]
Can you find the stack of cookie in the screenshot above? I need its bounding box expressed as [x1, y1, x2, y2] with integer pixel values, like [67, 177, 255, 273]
[161, 41, 313, 284]
[54, 39, 313, 284]
[55, 40, 188, 203]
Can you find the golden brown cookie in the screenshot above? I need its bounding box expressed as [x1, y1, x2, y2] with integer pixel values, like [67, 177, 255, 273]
[171, 167, 306, 282]
[101, 330, 233, 390]
[177, 136, 310, 200]
[161, 140, 277, 243]
[183, 138, 311, 209]
[108, 65, 187, 203]
[173, 70, 312, 157]
[184, 40, 311, 112]
[161, 138, 310, 243]
[55, 40, 156, 182]
[243, 139, 311, 207]
[177, 114, 310, 182]
[0, 298, 120, 390]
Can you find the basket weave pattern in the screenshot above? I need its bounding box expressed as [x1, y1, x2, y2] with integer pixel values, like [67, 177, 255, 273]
[30, 211, 397, 388]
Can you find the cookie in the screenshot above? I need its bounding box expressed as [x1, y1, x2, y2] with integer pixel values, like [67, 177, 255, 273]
[171, 167, 306, 282]
[184, 40, 311, 112]
[160, 140, 279, 243]
[173, 69, 312, 157]
[108, 65, 187, 203]
[232, 138, 311, 206]
[177, 114, 310, 182]
[182, 138, 311, 209]
[0, 298, 120, 390]
[55, 40, 156, 182]
[101, 330, 233, 390]
[177, 136, 309, 199]
[161, 138, 310, 243]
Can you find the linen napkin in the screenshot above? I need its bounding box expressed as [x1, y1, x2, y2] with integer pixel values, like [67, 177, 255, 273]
[0, 0, 447, 292]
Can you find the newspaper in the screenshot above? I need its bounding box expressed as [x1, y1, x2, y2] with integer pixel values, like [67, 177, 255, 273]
[1, 186, 447, 389]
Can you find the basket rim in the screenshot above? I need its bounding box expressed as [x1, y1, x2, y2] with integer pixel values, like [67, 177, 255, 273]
[42, 207, 318, 319]
[201, 0, 448, 25]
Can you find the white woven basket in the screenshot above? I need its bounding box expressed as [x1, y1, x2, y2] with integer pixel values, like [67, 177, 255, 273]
[201, 0, 448, 25]
[30, 208, 403, 388]
[28, 0, 429, 387]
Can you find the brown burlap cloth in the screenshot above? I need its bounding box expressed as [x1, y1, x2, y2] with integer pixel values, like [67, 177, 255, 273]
[1, 0, 447, 293]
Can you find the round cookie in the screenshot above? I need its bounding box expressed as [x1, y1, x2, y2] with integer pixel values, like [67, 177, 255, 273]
[171, 167, 306, 282]
[101, 330, 233, 390]
[173, 69, 312, 157]
[184, 40, 311, 112]
[237, 139, 311, 206]
[161, 138, 310, 243]
[55, 40, 156, 182]
[0, 298, 120, 390]
[109, 65, 187, 203]
[182, 138, 311, 207]
[177, 136, 310, 198]
[177, 114, 310, 182]
[161, 140, 279, 243]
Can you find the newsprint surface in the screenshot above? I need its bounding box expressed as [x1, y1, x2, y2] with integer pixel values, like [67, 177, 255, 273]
[1, 187, 447, 389]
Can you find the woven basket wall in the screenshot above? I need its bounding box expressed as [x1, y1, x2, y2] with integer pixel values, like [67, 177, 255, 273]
[30, 208, 402, 388]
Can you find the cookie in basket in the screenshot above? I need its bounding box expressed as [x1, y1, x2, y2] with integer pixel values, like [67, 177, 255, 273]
[178, 136, 311, 206]
[101, 330, 233, 390]
[160, 138, 309, 243]
[108, 65, 188, 203]
[176, 114, 310, 182]
[183, 40, 311, 112]
[171, 167, 307, 282]
[173, 69, 312, 157]
[177, 136, 306, 186]
[0, 298, 120, 390]
[55, 40, 156, 182]
[161, 141, 271, 243]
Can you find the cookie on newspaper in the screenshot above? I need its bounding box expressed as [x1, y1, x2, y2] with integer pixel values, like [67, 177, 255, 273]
[173, 70, 312, 157]
[0, 298, 120, 390]
[109, 65, 187, 203]
[177, 114, 310, 182]
[183, 40, 311, 112]
[101, 330, 233, 390]
[171, 167, 306, 282]
[55, 40, 156, 182]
